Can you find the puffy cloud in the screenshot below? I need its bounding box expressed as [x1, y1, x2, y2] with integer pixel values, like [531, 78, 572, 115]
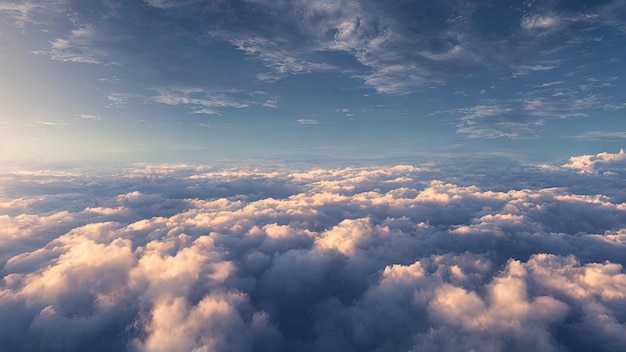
[2, 153, 626, 350]
[563, 149, 626, 174]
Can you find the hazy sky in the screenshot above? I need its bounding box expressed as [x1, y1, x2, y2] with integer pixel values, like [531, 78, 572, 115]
[1, 0, 625, 164]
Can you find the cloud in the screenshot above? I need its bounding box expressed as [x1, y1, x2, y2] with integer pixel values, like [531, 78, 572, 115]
[106, 93, 133, 108]
[570, 131, 626, 140]
[142, 0, 177, 9]
[31, 24, 115, 65]
[262, 97, 279, 109]
[78, 114, 101, 120]
[455, 104, 540, 139]
[5, 0, 624, 99]
[521, 14, 561, 30]
[197, 0, 623, 93]
[147, 88, 257, 115]
[2, 154, 626, 350]
[562, 149, 626, 174]
[455, 87, 604, 138]
[511, 63, 558, 78]
[297, 118, 319, 125]
[0, 1, 63, 27]
[202, 1, 469, 92]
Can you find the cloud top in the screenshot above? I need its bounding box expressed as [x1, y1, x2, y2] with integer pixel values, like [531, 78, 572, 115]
[2, 153, 626, 351]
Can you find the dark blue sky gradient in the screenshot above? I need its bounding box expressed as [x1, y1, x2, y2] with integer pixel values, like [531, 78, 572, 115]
[0, 0, 625, 163]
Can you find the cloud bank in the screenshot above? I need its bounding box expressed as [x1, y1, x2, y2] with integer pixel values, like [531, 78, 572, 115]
[2, 152, 626, 351]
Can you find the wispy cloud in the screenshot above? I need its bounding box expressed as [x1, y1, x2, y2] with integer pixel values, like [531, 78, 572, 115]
[455, 104, 539, 139]
[521, 14, 561, 30]
[534, 81, 564, 88]
[143, 0, 178, 9]
[206, 1, 463, 93]
[148, 88, 254, 115]
[511, 63, 558, 78]
[297, 118, 319, 125]
[31, 24, 113, 65]
[262, 96, 279, 108]
[0, 1, 59, 27]
[106, 93, 133, 108]
[78, 114, 101, 120]
[568, 131, 626, 140]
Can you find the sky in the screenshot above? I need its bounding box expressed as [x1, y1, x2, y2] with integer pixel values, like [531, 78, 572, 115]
[1, 0, 625, 164]
[3, 1, 626, 352]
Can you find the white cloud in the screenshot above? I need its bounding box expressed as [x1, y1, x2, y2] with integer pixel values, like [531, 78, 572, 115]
[455, 104, 538, 139]
[521, 14, 561, 30]
[456, 86, 604, 138]
[297, 118, 319, 125]
[262, 97, 279, 108]
[148, 88, 254, 115]
[512, 63, 557, 78]
[0, 1, 63, 27]
[106, 93, 133, 108]
[45, 25, 110, 65]
[563, 149, 626, 174]
[2, 154, 626, 350]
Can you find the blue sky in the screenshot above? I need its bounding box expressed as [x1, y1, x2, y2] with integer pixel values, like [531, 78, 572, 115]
[1, 0, 625, 164]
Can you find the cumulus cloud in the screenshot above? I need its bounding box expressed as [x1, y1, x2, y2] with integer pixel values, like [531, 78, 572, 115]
[563, 149, 626, 174]
[2, 154, 626, 351]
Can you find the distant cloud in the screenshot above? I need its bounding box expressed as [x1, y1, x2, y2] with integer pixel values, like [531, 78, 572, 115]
[455, 104, 538, 139]
[2, 154, 626, 350]
[104, 93, 140, 109]
[142, 0, 177, 9]
[39, 25, 113, 65]
[534, 81, 564, 88]
[562, 149, 626, 174]
[78, 114, 101, 120]
[456, 86, 604, 138]
[297, 118, 319, 125]
[570, 131, 626, 140]
[512, 63, 558, 78]
[262, 97, 279, 109]
[0, 1, 52, 27]
[521, 14, 561, 30]
[148, 88, 255, 115]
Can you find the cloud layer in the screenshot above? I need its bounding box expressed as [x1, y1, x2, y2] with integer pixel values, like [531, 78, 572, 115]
[2, 152, 626, 351]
